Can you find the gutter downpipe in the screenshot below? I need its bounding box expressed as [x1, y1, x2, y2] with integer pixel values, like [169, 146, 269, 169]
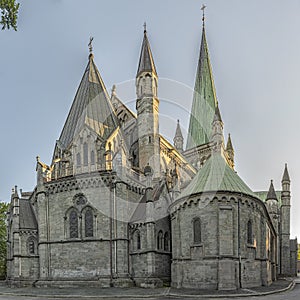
[238, 194, 242, 288]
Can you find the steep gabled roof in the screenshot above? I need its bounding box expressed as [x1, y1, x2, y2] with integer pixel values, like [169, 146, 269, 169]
[186, 26, 218, 149]
[59, 54, 118, 148]
[136, 29, 157, 77]
[19, 199, 37, 230]
[179, 153, 257, 199]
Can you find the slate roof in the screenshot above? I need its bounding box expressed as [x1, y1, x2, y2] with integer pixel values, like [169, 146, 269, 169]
[59, 54, 118, 149]
[255, 191, 282, 205]
[130, 181, 166, 223]
[282, 163, 290, 182]
[19, 199, 37, 230]
[186, 26, 218, 150]
[266, 180, 278, 201]
[179, 153, 257, 199]
[136, 29, 157, 77]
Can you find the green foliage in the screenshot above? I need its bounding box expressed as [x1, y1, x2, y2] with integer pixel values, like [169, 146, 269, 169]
[0, 202, 9, 279]
[0, 0, 20, 31]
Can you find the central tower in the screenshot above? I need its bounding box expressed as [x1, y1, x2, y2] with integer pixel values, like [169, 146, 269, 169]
[136, 25, 160, 178]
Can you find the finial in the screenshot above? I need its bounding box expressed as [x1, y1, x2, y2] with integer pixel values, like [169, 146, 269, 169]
[201, 4, 206, 27]
[143, 22, 147, 33]
[111, 84, 116, 96]
[177, 119, 180, 124]
[88, 36, 94, 55]
[271, 179, 273, 184]
[36, 156, 40, 162]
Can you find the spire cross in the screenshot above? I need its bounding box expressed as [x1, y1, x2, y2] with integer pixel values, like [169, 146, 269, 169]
[143, 22, 147, 33]
[201, 4, 206, 26]
[88, 37, 94, 54]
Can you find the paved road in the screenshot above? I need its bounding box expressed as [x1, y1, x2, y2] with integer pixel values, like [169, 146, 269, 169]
[0, 284, 298, 300]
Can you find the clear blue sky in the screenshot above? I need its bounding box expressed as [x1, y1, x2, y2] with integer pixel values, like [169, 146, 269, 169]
[0, 0, 299, 238]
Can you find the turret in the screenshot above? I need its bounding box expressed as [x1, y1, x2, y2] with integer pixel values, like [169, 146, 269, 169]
[280, 163, 291, 275]
[173, 120, 184, 152]
[11, 186, 19, 216]
[136, 25, 160, 178]
[281, 163, 290, 192]
[266, 180, 279, 230]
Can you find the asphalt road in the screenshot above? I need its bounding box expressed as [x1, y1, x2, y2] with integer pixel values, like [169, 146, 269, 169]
[0, 284, 298, 300]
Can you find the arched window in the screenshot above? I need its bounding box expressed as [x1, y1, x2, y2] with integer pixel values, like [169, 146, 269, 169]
[27, 238, 36, 255]
[247, 220, 253, 244]
[164, 232, 169, 251]
[83, 143, 88, 166]
[157, 230, 163, 250]
[136, 230, 141, 250]
[91, 150, 95, 165]
[70, 209, 78, 238]
[76, 153, 81, 166]
[193, 218, 201, 244]
[85, 208, 94, 237]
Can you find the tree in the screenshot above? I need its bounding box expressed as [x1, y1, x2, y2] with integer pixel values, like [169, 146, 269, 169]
[0, 0, 20, 31]
[0, 202, 9, 279]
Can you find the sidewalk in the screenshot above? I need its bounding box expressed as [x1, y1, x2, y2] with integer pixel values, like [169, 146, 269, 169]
[0, 278, 295, 299]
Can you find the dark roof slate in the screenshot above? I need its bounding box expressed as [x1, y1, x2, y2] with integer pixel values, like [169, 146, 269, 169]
[19, 199, 37, 230]
[59, 55, 118, 148]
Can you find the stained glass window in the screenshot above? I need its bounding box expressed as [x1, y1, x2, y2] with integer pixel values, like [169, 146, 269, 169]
[91, 150, 95, 165]
[193, 218, 201, 243]
[164, 232, 169, 251]
[70, 210, 78, 238]
[247, 220, 253, 244]
[136, 230, 141, 250]
[83, 143, 88, 166]
[85, 209, 94, 237]
[157, 230, 163, 250]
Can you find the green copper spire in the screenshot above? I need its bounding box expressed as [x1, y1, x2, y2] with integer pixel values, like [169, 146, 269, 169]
[186, 21, 218, 150]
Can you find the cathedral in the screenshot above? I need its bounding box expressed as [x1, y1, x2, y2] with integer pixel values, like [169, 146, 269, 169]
[6, 15, 298, 290]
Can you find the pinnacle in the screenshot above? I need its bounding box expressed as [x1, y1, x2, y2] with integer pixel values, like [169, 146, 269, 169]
[226, 134, 234, 151]
[266, 180, 278, 201]
[282, 163, 290, 182]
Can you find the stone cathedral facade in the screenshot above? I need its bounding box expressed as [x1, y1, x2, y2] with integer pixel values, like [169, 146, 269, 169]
[6, 20, 298, 290]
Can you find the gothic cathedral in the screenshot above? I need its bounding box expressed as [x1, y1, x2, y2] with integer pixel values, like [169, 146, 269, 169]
[6, 18, 298, 290]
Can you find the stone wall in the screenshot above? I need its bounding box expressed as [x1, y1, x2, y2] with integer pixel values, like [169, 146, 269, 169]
[170, 192, 275, 290]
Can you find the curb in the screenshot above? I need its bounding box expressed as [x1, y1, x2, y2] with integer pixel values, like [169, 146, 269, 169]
[0, 280, 295, 299]
[168, 280, 295, 298]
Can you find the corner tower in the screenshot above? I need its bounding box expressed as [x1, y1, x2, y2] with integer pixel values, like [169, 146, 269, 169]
[280, 163, 291, 275]
[136, 25, 160, 178]
[186, 9, 218, 150]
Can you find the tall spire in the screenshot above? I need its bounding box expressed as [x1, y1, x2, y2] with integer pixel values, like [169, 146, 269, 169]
[136, 24, 157, 78]
[186, 7, 218, 150]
